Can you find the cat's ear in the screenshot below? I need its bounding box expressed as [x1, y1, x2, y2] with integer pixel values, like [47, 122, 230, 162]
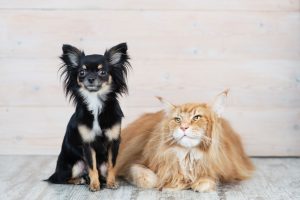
[156, 96, 175, 113]
[211, 89, 229, 117]
[61, 44, 84, 67]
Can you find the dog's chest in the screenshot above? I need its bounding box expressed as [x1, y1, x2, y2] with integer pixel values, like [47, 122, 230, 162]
[78, 92, 103, 142]
[86, 93, 102, 133]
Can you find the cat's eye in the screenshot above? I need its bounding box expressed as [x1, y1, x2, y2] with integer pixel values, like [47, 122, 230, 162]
[79, 69, 85, 77]
[193, 115, 202, 121]
[98, 70, 107, 76]
[174, 117, 181, 123]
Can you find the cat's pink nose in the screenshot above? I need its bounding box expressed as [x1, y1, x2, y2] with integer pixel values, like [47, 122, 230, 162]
[180, 126, 189, 131]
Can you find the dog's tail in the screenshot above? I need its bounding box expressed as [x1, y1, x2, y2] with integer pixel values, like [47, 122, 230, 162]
[43, 171, 69, 184]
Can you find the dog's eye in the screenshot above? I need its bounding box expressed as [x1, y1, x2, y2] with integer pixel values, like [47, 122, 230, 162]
[79, 69, 85, 77]
[98, 70, 107, 76]
[193, 115, 202, 121]
[174, 117, 181, 123]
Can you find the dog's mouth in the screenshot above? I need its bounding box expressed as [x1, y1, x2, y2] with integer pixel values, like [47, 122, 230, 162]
[85, 85, 101, 92]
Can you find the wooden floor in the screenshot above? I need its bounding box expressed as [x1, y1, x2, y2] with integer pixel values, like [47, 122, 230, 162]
[0, 156, 299, 200]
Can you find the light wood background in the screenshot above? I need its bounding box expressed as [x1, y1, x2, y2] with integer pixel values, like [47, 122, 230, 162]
[0, 0, 299, 156]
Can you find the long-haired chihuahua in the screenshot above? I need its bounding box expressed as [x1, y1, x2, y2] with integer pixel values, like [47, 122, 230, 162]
[46, 43, 130, 191]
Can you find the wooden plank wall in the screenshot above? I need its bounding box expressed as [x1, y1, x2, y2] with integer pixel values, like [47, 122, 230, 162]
[0, 0, 299, 156]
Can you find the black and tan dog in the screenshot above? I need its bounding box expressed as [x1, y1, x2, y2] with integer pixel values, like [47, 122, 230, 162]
[46, 43, 130, 191]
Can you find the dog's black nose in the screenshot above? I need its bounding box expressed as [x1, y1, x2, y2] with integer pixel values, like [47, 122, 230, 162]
[88, 78, 95, 83]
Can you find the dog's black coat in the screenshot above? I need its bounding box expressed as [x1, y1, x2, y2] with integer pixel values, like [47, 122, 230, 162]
[46, 43, 130, 185]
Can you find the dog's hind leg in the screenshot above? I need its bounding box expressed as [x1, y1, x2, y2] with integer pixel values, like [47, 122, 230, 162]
[67, 161, 87, 185]
[67, 177, 86, 185]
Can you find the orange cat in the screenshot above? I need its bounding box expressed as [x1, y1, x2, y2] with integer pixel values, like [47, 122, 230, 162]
[115, 90, 254, 192]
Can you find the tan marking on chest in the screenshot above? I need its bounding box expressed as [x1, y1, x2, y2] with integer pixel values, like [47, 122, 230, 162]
[78, 124, 101, 142]
[105, 123, 121, 141]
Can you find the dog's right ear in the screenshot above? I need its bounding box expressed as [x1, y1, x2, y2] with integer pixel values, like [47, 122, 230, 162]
[105, 43, 129, 66]
[61, 44, 84, 67]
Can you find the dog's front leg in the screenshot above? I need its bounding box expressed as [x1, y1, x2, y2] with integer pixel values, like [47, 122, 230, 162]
[106, 139, 120, 189]
[104, 123, 121, 189]
[83, 145, 100, 191]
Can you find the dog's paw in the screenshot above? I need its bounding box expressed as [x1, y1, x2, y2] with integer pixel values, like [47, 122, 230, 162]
[68, 177, 86, 185]
[89, 180, 100, 192]
[106, 181, 119, 190]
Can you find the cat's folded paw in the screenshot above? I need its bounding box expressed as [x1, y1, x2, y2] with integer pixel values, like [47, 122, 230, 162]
[191, 178, 216, 192]
[106, 181, 119, 189]
[129, 164, 158, 188]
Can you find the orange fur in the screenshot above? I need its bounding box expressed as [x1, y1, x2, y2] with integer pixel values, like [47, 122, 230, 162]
[116, 91, 254, 191]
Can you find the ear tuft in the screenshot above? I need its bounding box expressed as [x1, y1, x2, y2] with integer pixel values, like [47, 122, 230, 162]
[222, 88, 230, 97]
[59, 44, 84, 103]
[61, 44, 83, 67]
[156, 96, 163, 102]
[156, 96, 175, 113]
[104, 43, 130, 95]
[105, 43, 128, 66]
[212, 89, 229, 117]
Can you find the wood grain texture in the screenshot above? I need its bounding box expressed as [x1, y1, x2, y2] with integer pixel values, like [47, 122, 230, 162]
[0, 1, 299, 156]
[0, 11, 299, 60]
[0, 0, 299, 11]
[0, 106, 299, 156]
[1, 59, 299, 107]
[0, 156, 299, 200]
[0, 58, 299, 156]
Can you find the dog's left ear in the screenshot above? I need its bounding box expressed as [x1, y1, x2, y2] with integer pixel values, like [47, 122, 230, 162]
[61, 44, 84, 68]
[105, 43, 129, 66]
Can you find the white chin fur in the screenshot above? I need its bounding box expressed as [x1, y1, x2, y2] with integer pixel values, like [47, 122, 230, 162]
[178, 137, 201, 148]
[173, 129, 203, 148]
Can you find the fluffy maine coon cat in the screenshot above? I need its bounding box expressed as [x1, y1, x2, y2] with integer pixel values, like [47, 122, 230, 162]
[115, 90, 254, 192]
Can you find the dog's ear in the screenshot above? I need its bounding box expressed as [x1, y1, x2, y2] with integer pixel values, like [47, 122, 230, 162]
[104, 43, 130, 95]
[105, 43, 129, 66]
[61, 44, 84, 67]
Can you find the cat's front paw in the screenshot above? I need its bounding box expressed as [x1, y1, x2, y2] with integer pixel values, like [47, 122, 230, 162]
[106, 180, 119, 189]
[191, 178, 216, 192]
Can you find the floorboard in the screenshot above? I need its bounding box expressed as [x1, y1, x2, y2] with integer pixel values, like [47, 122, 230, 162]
[0, 156, 299, 200]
